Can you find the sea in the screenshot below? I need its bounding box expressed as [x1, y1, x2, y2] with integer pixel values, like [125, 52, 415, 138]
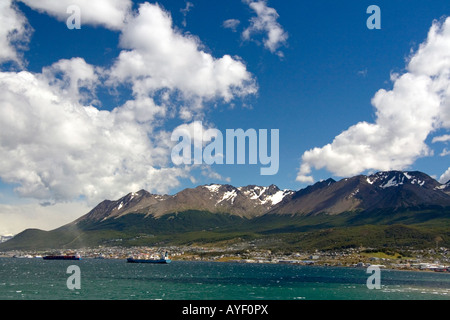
[0, 257, 449, 300]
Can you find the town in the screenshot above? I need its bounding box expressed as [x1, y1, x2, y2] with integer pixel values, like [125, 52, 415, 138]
[1, 242, 449, 272]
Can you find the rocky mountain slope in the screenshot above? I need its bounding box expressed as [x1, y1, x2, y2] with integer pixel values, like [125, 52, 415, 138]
[77, 171, 450, 224]
[270, 171, 450, 215]
[76, 184, 295, 223]
[1, 171, 449, 251]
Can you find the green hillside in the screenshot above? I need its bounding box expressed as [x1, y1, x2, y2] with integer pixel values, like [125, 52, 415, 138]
[1, 207, 449, 251]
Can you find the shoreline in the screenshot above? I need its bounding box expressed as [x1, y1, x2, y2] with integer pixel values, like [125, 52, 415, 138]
[1, 244, 449, 274]
[1, 255, 448, 274]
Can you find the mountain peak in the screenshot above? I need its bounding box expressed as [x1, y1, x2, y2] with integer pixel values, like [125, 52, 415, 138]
[271, 170, 450, 216]
[364, 171, 437, 189]
[78, 183, 296, 222]
[73, 170, 450, 224]
[321, 178, 337, 185]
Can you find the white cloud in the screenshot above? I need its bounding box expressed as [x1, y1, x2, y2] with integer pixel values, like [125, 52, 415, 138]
[171, 121, 212, 148]
[297, 18, 450, 183]
[201, 166, 231, 183]
[19, 0, 132, 30]
[0, 0, 32, 66]
[0, 65, 188, 205]
[440, 167, 450, 184]
[223, 19, 241, 32]
[180, 1, 194, 27]
[0, 2, 258, 208]
[108, 2, 257, 108]
[296, 164, 314, 183]
[242, 0, 288, 57]
[170, 121, 230, 183]
[432, 134, 450, 143]
[41, 58, 100, 105]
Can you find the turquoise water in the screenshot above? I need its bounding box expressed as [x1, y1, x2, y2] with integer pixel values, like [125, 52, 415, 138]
[0, 258, 449, 300]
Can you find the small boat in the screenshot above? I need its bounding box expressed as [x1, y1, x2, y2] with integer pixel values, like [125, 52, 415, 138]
[127, 252, 171, 264]
[43, 254, 81, 260]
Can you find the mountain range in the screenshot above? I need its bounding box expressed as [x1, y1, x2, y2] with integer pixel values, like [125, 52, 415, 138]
[78, 184, 294, 223]
[1, 170, 450, 251]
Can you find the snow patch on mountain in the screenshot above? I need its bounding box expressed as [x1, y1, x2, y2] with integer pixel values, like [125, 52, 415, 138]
[204, 184, 221, 193]
[350, 188, 360, 197]
[380, 176, 404, 188]
[411, 179, 425, 186]
[238, 186, 268, 200]
[366, 171, 428, 189]
[262, 190, 293, 205]
[219, 189, 238, 204]
[130, 191, 140, 200]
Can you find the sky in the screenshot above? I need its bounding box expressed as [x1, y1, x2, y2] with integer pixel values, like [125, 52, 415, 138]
[0, 0, 450, 235]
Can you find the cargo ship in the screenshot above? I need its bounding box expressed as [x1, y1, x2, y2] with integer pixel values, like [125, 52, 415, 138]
[43, 254, 81, 260]
[127, 252, 171, 264]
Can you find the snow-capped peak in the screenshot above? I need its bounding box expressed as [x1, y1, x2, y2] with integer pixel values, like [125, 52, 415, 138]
[203, 184, 293, 207]
[130, 191, 140, 201]
[203, 184, 222, 193]
[366, 171, 429, 189]
[241, 186, 269, 200]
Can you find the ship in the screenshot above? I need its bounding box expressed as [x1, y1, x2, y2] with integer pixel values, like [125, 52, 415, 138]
[127, 252, 171, 264]
[43, 254, 81, 260]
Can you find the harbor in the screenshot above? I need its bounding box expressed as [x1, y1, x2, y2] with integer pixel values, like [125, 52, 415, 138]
[2, 244, 449, 272]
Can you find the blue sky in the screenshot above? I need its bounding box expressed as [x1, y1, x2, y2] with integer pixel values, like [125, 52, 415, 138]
[0, 0, 450, 233]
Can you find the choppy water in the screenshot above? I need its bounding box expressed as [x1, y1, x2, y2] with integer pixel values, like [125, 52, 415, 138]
[0, 258, 449, 300]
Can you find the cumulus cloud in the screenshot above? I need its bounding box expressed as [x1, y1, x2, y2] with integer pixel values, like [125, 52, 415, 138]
[170, 121, 228, 182]
[0, 65, 191, 205]
[0, 2, 258, 207]
[171, 121, 212, 147]
[297, 18, 450, 183]
[41, 58, 101, 105]
[108, 2, 257, 110]
[242, 0, 288, 57]
[19, 0, 132, 30]
[0, 0, 32, 66]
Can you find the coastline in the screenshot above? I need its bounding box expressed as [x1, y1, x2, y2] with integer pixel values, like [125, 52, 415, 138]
[1, 251, 449, 274]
